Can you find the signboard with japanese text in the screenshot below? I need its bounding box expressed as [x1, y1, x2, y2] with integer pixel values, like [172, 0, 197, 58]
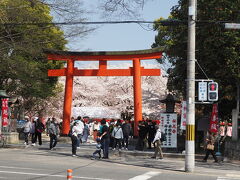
[160, 113, 177, 148]
[210, 103, 218, 133]
[1, 98, 9, 127]
[198, 82, 207, 101]
[180, 101, 186, 130]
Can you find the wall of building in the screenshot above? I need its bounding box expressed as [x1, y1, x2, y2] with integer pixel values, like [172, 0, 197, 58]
[225, 140, 240, 161]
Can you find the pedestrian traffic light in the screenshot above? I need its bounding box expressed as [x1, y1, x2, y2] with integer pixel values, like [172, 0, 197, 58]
[208, 82, 218, 101]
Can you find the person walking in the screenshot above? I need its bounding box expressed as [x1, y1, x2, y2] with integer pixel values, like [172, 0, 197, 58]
[92, 121, 100, 141]
[23, 117, 32, 146]
[45, 118, 51, 136]
[121, 120, 132, 150]
[82, 122, 90, 143]
[33, 118, 45, 146]
[108, 120, 115, 149]
[202, 130, 218, 162]
[112, 122, 123, 150]
[70, 122, 79, 157]
[75, 116, 84, 148]
[99, 119, 110, 159]
[151, 125, 163, 159]
[48, 118, 59, 150]
[30, 120, 36, 146]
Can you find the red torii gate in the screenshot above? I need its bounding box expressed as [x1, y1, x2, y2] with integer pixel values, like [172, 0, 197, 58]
[45, 48, 162, 136]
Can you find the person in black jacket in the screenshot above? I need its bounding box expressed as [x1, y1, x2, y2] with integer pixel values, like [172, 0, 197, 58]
[99, 119, 110, 159]
[121, 120, 132, 150]
[147, 120, 156, 149]
[135, 121, 148, 151]
[32, 118, 45, 146]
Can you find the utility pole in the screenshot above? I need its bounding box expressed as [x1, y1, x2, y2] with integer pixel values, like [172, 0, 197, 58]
[224, 23, 240, 140]
[185, 0, 196, 172]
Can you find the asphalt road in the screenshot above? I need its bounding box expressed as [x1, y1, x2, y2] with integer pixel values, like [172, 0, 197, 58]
[0, 147, 240, 180]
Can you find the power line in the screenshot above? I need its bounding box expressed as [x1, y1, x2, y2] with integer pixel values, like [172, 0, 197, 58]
[0, 20, 186, 26]
[0, 20, 239, 26]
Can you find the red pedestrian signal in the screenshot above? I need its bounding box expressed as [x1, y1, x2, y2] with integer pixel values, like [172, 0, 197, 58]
[208, 82, 218, 101]
[210, 84, 217, 91]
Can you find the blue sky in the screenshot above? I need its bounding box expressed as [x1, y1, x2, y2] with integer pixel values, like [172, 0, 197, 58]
[68, 0, 179, 69]
[67, 0, 179, 51]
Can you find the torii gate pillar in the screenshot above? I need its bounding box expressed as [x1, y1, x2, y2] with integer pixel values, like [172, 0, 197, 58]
[133, 58, 142, 136]
[62, 59, 74, 134]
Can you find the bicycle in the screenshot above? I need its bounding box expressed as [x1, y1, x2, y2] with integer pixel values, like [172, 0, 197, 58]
[0, 134, 6, 148]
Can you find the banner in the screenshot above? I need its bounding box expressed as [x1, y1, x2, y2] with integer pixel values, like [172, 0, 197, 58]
[180, 101, 187, 130]
[160, 113, 177, 148]
[1, 98, 9, 127]
[210, 103, 218, 133]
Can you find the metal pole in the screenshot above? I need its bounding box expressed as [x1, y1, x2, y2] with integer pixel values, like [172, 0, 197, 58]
[237, 83, 239, 113]
[185, 0, 196, 172]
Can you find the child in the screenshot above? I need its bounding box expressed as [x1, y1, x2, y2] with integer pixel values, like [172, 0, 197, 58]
[92, 138, 101, 159]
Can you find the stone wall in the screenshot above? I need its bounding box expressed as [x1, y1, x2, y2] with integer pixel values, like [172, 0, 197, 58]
[3, 132, 19, 144]
[225, 140, 240, 161]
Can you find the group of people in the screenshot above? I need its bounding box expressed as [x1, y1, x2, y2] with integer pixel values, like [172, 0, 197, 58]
[22, 117, 46, 147]
[202, 124, 231, 163]
[135, 120, 158, 151]
[21, 114, 233, 163]
[69, 117, 133, 159]
[22, 116, 165, 160]
[23, 115, 231, 163]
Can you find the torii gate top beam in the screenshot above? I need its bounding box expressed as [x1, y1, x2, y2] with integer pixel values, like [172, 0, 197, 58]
[44, 48, 163, 61]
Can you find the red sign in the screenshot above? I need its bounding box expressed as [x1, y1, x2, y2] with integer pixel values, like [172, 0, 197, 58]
[1, 98, 9, 127]
[210, 103, 218, 133]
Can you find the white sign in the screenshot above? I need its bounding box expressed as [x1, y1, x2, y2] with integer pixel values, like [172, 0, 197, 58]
[198, 82, 207, 101]
[160, 113, 177, 148]
[180, 101, 186, 130]
[225, 23, 240, 29]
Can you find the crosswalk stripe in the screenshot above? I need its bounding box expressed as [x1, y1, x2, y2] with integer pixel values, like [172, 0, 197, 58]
[217, 177, 240, 180]
[128, 171, 161, 180]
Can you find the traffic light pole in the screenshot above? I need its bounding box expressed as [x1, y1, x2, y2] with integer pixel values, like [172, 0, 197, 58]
[185, 0, 196, 172]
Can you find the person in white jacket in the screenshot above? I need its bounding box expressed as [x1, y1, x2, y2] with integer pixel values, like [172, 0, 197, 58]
[151, 125, 163, 159]
[23, 117, 32, 146]
[112, 123, 123, 150]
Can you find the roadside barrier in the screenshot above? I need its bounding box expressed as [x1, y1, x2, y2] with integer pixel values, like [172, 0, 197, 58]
[67, 169, 73, 180]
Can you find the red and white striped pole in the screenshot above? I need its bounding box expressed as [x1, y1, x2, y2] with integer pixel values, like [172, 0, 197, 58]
[67, 169, 73, 180]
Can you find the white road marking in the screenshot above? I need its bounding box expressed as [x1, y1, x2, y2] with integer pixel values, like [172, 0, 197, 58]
[226, 174, 240, 178]
[0, 170, 113, 180]
[217, 177, 240, 180]
[0, 165, 44, 171]
[128, 171, 161, 180]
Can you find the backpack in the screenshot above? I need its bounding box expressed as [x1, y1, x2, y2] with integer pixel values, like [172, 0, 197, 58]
[36, 122, 44, 133]
[160, 132, 166, 142]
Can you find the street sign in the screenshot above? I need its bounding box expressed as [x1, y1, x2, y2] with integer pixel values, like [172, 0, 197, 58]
[225, 23, 240, 29]
[198, 82, 207, 101]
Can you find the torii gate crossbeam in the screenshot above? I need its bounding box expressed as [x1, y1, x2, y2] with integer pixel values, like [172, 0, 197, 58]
[45, 48, 163, 136]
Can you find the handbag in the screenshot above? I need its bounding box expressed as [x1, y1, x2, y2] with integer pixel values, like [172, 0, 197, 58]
[206, 144, 214, 150]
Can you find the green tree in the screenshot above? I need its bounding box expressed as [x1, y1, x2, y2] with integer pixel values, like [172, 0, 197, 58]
[0, 0, 67, 117]
[152, 0, 240, 118]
